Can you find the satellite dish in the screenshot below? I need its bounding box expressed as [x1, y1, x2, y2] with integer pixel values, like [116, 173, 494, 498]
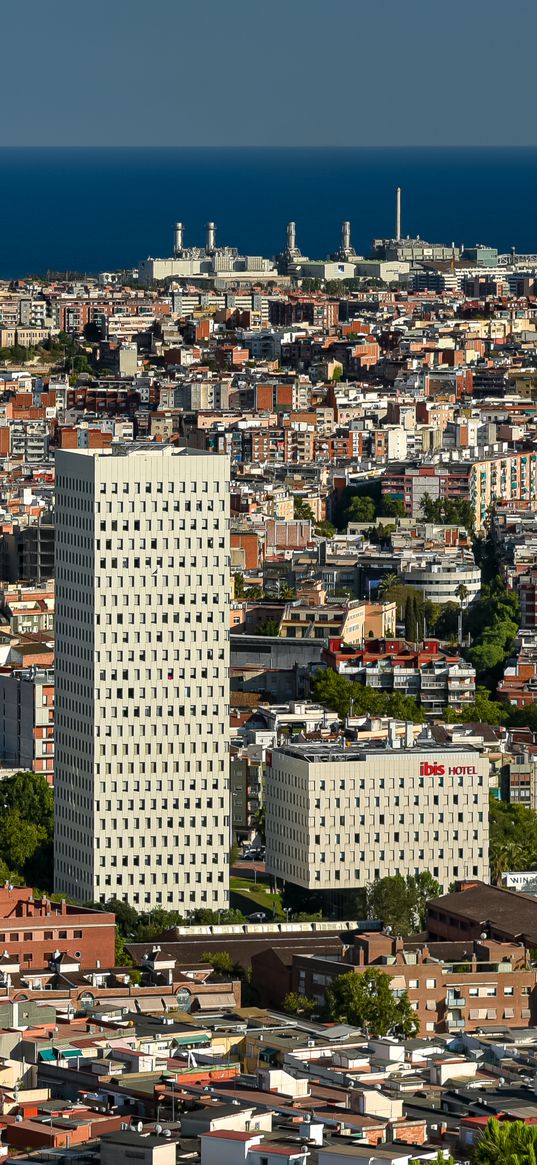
[136, 1121, 143, 1134]
[155, 1123, 163, 1135]
[163, 1130, 172, 1138]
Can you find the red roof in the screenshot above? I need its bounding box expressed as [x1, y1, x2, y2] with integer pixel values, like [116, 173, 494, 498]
[201, 1131, 261, 1142]
[250, 1148, 306, 1157]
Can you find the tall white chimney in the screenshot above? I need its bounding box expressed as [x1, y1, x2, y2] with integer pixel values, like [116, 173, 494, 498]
[206, 221, 216, 251]
[174, 222, 184, 255]
[342, 220, 351, 252]
[287, 221, 296, 252]
[395, 186, 401, 242]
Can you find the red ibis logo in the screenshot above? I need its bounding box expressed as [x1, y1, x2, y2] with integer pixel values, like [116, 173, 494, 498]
[420, 761, 445, 776]
[420, 761, 478, 776]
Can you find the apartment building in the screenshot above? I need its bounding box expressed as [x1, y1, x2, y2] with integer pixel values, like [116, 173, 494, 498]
[292, 933, 536, 1034]
[0, 667, 54, 783]
[265, 742, 490, 894]
[324, 638, 476, 716]
[278, 599, 396, 644]
[502, 752, 537, 809]
[0, 884, 115, 972]
[383, 450, 537, 529]
[54, 444, 230, 909]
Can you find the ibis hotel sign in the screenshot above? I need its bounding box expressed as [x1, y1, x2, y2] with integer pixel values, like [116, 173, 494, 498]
[420, 760, 478, 777]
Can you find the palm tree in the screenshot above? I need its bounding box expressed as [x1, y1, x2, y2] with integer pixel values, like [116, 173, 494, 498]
[473, 1116, 537, 1164]
[378, 572, 398, 599]
[490, 841, 526, 887]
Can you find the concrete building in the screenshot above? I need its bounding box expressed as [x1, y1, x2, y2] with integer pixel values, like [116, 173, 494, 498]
[266, 742, 490, 893]
[0, 667, 54, 783]
[400, 552, 481, 605]
[54, 444, 230, 909]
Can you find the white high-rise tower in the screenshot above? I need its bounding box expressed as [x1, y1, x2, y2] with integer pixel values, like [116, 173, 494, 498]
[54, 444, 230, 911]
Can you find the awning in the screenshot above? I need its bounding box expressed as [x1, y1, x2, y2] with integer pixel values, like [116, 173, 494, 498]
[173, 1033, 211, 1046]
[195, 993, 236, 1010]
[39, 1047, 82, 1061]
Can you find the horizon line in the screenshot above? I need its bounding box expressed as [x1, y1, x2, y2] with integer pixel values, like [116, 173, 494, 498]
[2, 143, 537, 150]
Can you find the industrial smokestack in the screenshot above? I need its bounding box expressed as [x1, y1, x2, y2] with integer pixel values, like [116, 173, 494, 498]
[174, 222, 184, 255]
[395, 186, 401, 242]
[342, 221, 351, 252]
[287, 221, 296, 252]
[206, 221, 216, 251]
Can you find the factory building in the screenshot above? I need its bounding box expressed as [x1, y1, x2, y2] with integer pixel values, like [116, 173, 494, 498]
[138, 221, 283, 286]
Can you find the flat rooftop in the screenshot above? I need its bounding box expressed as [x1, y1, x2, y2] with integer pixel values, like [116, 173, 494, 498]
[273, 741, 481, 763]
[57, 442, 217, 458]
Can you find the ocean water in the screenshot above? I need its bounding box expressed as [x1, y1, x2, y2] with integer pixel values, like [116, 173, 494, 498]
[0, 147, 537, 279]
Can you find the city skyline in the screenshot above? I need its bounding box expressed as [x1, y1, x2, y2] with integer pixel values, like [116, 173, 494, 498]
[2, 0, 537, 147]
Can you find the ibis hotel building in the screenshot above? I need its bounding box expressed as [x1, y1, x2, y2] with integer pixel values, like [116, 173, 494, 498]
[266, 742, 490, 893]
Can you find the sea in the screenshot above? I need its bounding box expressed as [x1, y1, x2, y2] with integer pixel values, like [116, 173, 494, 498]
[1, 146, 537, 279]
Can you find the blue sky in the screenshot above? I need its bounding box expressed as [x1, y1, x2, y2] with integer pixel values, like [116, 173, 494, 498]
[3, 0, 537, 146]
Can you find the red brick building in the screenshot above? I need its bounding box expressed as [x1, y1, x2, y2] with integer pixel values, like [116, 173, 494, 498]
[0, 886, 115, 971]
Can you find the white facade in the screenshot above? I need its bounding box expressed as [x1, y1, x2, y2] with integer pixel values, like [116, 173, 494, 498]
[400, 553, 481, 604]
[266, 743, 490, 891]
[54, 444, 230, 909]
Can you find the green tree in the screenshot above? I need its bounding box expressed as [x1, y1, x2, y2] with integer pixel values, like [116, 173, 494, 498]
[315, 520, 336, 539]
[345, 496, 376, 525]
[103, 896, 140, 936]
[193, 907, 245, 924]
[473, 1116, 537, 1164]
[378, 572, 399, 598]
[254, 804, 266, 844]
[300, 278, 321, 292]
[283, 992, 317, 1016]
[490, 841, 526, 887]
[455, 582, 469, 607]
[0, 811, 47, 870]
[367, 873, 441, 934]
[293, 496, 315, 522]
[367, 875, 415, 935]
[1, 771, 54, 834]
[383, 691, 424, 723]
[380, 495, 405, 519]
[234, 572, 245, 599]
[410, 871, 443, 929]
[311, 668, 423, 723]
[256, 617, 280, 637]
[200, 951, 235, 975]
[489, 798, 537, 881]
[325, 968, 419, 1037]
[449, 688, 506, 726]
[115, 932, 134, 966]
[405, 595, 417, 643]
